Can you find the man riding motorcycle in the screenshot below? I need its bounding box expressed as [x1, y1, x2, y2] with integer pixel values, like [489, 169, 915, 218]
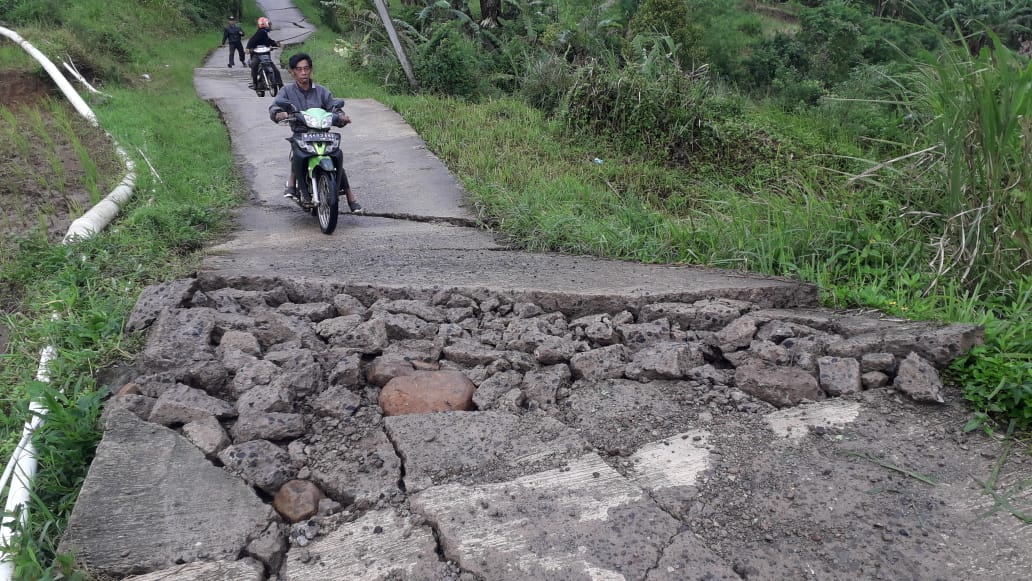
[269, 52, 363, 213]
[246, 17, 282, 91]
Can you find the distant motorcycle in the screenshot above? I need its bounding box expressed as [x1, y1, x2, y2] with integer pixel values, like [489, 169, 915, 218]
[250, 45, 281, 97]
[280, 101, 348, 234]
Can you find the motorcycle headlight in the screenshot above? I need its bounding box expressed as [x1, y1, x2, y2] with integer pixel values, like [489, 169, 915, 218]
[300, 112, 332, 130]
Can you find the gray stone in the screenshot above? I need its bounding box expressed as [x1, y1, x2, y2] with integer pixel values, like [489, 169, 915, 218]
[312, 384, 362, 418]
[624, 342, 705, 381]
[861, 352, 896, 373]
[373, 298, 449, 322]
[332, 293, 367, 316]
[122, 558, 264, 581]
[366, 355, 416, 386]
[230, 412, 306, 442]
[688, 364, 732, 386]
[251, 310, 322, 351]
[442, 339, 507, 366]
[378, 312, 439, 340]
[307, 427, 401, 505]
[521, 364, 571, 407]
[894, 352, 945, 403]
[688, 299, 746, 331]
[236, 383, 293, 414]
[276, 301, 337, 322]
[229, 360, 279, 399]
[316, 316, 388, 353]
[246, 522, 287, 573]
[716, 316, 758, 351]
[533, 335, 584, 364]
[182, 414, 231, 457]
[385, 411, 590, 492]
[569, 344, 629, 380]
[747, 339, 792, 365]
[472, 370, 523, 409]
[617, 318, 672, 351]
[410, 453, 680, 581]
[101, 394, 155, 422]
[217, 329, 262, 357]
[137, 307, 217, 371]
[125, 278, 198, 333]
[827, 323, 983, 368]
[281, 509, 447, 580]
[570, 313, 618, 345]
[734, 362, 822, 408]
[862, 370, 890, 390]
[148, 384, 235, 426]
[218, 439, 295, 493]
[818, 356, 862, 396]
[328, 352, 364, 387]
[59, 410, 271, 576]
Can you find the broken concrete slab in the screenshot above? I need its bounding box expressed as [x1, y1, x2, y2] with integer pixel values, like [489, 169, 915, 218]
[763, 399, 863, 441]
[384, 410, 591, 492]
[121, 558, 264, 581]
[59, 410, 272, 577]
[280, 509, 447, 580]
[626, 429, 712, 515]
[410, 453, 680, 580]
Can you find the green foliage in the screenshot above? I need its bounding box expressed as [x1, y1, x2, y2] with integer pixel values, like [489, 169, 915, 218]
[560, 42, 712, 159]
[899, 31, 1032, 291]
[952, 277, 1032, 431]
[415, 22, 489, 98]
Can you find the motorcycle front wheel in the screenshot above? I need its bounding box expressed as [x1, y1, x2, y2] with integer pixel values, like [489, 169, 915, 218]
[314, 170, 338, 235]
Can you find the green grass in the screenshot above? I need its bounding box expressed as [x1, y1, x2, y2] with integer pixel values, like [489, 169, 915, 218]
[0, 8, 246, 577]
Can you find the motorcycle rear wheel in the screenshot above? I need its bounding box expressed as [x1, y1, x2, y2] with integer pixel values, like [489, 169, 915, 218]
[259, 70, 271, 98]
[315, 171, 339, 235]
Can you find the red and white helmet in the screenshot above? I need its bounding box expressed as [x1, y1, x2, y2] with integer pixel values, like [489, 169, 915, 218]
[257, 17, 270, 29]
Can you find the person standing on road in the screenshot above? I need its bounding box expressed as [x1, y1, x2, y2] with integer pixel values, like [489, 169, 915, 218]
[221, 15, 245, 68]
[246, 17, 282, 90]
[269, 52, 363, 213]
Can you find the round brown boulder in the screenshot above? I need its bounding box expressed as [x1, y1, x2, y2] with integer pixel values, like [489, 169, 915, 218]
[273, 479, 325, 522]
[378, 370, 476, 416]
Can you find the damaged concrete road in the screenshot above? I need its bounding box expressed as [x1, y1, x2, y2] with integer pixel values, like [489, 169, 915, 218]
[56, 2, 1031, 579]
[58, 276, 1029, 580]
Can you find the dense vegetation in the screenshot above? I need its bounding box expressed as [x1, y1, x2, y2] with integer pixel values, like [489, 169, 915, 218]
[0, 0, 1029, 576]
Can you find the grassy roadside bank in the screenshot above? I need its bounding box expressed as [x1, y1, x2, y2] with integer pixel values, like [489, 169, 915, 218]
[0, 14, 246, 577]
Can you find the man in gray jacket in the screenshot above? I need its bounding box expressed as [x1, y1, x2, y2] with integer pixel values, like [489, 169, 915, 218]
[270, 53, 363, 213]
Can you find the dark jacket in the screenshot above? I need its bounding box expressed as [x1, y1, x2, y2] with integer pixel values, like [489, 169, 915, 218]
[222, 24, 244, 45]
[270, 82, 344, 133]
[246, 28, 278, 51]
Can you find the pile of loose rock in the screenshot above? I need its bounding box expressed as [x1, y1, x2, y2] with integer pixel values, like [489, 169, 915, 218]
[62, 273, 982, 579]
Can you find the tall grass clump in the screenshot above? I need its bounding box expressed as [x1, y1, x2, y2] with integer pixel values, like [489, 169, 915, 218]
[903, 31, 1031, 292]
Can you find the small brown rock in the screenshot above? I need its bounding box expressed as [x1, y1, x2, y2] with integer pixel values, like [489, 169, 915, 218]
[116, 382, 141, 396]
[378, 370, 476, 416]
[273, 480, 325, 522]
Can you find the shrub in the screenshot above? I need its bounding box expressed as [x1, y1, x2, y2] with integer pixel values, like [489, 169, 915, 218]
[414, 23, 487, 99]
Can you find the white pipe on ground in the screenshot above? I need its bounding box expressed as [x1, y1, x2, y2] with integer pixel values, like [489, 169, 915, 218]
[0, 25, 136, 580]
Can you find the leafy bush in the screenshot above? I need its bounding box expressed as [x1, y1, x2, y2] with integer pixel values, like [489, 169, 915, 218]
[560, 46, 712, 160]
[952, 277, 1032, 431]
[414, 23, 488, 98]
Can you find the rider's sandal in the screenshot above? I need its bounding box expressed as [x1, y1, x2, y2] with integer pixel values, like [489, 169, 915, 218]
[348, 200, 363, 214]
[283, 186, 297, 199]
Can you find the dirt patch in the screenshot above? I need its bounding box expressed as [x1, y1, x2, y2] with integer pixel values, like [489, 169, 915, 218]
[0, 69, 123, 360]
